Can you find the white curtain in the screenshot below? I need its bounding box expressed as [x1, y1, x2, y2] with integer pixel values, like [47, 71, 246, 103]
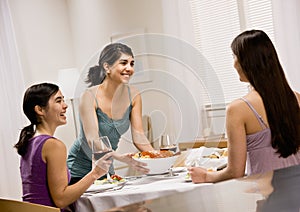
[0, 0, 26, 199]
[272, 0, 300, 91]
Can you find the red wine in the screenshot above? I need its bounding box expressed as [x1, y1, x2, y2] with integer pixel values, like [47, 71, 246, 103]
[160, 146, 177, 152]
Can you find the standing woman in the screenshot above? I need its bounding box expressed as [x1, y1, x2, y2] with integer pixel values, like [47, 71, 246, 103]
[15, 83, 113, 211]
[67, 43, 154, 184]
[189, 29, 300, 183]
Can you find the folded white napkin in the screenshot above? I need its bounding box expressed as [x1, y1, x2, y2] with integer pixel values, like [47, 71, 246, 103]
[185, 146, 228, 170]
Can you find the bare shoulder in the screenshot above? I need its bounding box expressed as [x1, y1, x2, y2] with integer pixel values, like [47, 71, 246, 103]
[226, 98, 247, 115]
[81, 86, 97, 99]
[128, 85, 140, 95]
[80, 86, 99, 108]
[128, 85, 141, 100]
[44, 137, 66, 152]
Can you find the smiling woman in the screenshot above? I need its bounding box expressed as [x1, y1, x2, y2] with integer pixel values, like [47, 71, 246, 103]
[14, 83, 114, 211]
[67, 43, 154, 184]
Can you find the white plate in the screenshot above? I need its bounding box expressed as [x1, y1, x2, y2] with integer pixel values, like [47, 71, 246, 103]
[86, 183, 117, 192]
[145, 167, 185, 176]
[146, 171, 169, 176]
[194, 157, 227, 170]
[172, 167, 187, 173]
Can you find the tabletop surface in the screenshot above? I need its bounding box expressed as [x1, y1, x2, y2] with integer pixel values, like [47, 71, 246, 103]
[104, 164, 300, 212]
[75, 151, 300, 212]
[75, 171, 209, 212]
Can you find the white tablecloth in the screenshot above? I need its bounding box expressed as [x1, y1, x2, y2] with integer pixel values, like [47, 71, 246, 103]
[75, 172, 211, 212]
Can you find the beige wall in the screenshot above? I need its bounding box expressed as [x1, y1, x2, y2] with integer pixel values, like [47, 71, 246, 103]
[9, 0, 166, 149]
[9, 0, 75, 86]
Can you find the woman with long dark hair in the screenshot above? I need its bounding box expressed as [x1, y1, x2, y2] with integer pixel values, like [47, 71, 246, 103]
[15, 83, 113, 211]
[189, 29, 300, 183]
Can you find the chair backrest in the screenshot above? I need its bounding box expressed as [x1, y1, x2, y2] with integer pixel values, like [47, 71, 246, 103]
[142, 115, 153, 143]
[0, 198, 60, 212]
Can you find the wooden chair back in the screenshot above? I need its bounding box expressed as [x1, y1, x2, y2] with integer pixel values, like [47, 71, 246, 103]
[0, 198, 60, 212]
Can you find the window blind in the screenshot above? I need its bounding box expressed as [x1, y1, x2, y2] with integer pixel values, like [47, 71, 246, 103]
[189, 0, 274, 105]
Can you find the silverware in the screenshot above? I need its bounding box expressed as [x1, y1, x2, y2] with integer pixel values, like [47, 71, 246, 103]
[83, 182, 127, 196]
[165, 166, 178, 177]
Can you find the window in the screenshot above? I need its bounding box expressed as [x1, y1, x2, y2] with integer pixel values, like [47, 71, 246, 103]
[189, 0, 274, 104]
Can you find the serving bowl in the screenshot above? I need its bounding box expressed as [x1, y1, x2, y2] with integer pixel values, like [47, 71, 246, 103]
[134, 155, 179, 175]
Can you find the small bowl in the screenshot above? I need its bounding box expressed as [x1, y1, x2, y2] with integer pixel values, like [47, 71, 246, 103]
[134, 155, 179, 175]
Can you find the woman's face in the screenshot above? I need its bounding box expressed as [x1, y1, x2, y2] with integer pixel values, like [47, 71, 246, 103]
[107, 53, 135, 84]
[43, 90, 68, 127]
[233, 54, 248, 82]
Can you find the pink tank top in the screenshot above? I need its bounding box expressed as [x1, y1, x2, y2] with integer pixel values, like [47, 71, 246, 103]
[241, 98, 300, 175]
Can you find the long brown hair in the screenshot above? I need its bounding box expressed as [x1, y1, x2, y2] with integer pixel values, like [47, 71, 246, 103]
[231, 29, 300, 158]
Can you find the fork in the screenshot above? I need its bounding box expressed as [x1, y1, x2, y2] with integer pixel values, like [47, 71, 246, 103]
[84, 182, 127, 196]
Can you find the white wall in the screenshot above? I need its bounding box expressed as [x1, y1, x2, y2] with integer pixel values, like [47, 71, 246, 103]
[67, 0, 164, 70]
[6, 0, 166, 199]
[9, 0, 165, 149]
[9, 0, 75, 86]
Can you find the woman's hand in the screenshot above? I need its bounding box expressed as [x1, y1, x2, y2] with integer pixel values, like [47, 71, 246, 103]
[188, 166, 207, 183]
[112, 152, 150, 174]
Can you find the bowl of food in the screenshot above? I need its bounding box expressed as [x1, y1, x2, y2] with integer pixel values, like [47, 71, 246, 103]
[133, 151, 179, 175]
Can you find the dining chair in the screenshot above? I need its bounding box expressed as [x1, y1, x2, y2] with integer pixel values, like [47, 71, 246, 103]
[0, 198, 60, 212]
[142, 115, 153, 146]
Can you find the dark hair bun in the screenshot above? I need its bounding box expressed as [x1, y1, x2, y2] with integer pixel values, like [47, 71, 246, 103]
[85, 65, 105, 86]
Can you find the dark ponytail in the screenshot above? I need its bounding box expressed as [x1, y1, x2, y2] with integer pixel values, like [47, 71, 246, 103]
[85, 65, 106, 87]
[85, 43, 134, 87]
[15, 124, 35, 155]
[14, 83, 59, 156]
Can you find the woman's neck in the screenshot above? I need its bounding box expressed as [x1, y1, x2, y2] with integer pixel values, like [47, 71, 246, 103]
[34, 125, 55, 137]
[100, 81, 127, 99]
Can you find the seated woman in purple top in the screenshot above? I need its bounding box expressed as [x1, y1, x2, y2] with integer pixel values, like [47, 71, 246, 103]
[189, 29, 300, 183]
[14, 83, 127, 211]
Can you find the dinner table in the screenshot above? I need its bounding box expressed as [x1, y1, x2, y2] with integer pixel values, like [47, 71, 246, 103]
[75, 146, 300, 212]
[75, 146, 288, 212]
[75, 147, 231, 212]
[103, 164, 300, 212]
[74, 170, 211, 212]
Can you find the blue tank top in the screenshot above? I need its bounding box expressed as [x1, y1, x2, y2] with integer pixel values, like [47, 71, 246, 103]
[67, 86, 132, 178]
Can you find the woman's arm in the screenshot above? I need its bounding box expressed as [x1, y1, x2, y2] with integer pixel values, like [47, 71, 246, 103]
[130, 90, 154, 151]
[189, 100, 247, 183]
[79, 88, 100, 147]
[43, 138, 110, 208]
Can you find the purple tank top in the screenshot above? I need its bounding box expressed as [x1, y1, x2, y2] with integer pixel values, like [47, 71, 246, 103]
[242, 98, 300, 175]
[21, 135, 71, 211]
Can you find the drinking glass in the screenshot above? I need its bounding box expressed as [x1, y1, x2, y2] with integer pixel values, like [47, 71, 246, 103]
[159, 134, 177, 153]
[92, 136, 112, 180]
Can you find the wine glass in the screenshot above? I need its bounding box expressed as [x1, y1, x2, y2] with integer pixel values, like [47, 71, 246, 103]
[159, 134, 177, 153]
[92, 136, 112, 181]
